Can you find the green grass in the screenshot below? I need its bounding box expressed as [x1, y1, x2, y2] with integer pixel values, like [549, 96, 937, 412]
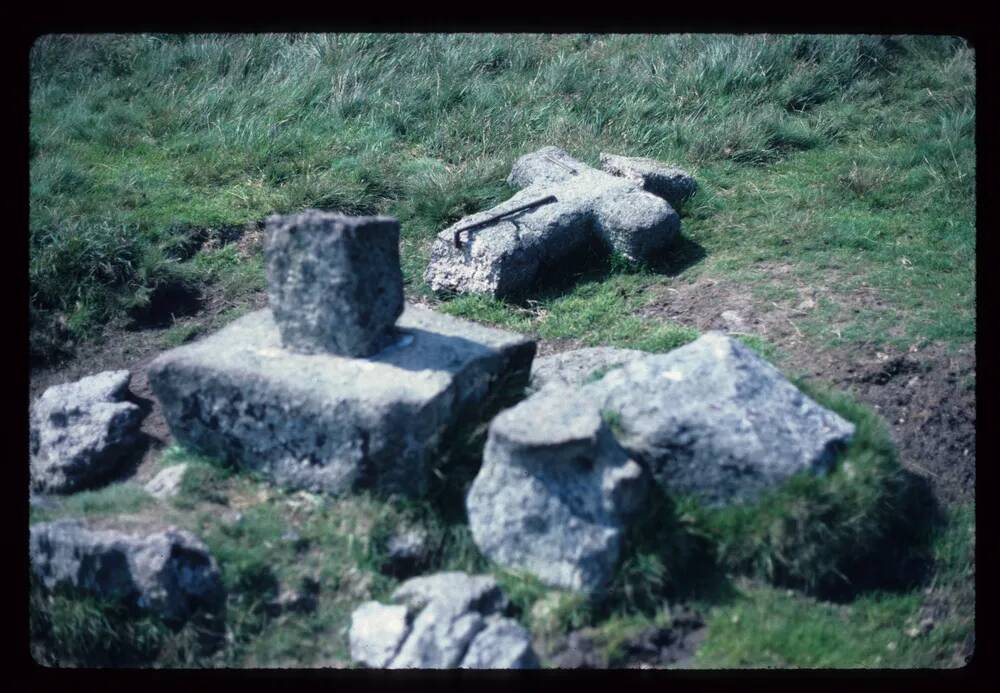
[30, 482, 154, 524]
[29, 34, 974, 364]
[695, 503, 975, 668]
[684, 382, 937, 597]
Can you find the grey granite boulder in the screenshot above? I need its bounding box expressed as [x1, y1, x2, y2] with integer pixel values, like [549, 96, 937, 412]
[580, 332, 856, 507]
[467, 387, 648, 594]
[350, 601, 412, 668]
[143, 463, 188, 500]
[599, 153, 698, 209]
[349, 571, 538, 669]
[30, 370, 143, 494]
[530, 346, 647, 391]
[390, 599, 487, 668]
[390, 571, 509, 615]
[148, 304, 535, 498]
[264, 211, 404, 357]
[29, 519, 224, 622]
[460, 616, 539, 669]
[424, 146, 684, 299]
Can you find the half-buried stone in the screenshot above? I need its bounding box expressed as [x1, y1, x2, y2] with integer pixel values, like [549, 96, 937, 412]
[30, 519, 225, 623]
[149, 212, 535, 498]
[579, 332, 856, 507]
[466, 386, 648, 594]
[529, 345, 647, 392]
[349, 571, 538, 669]
[30, 370, 144, 494]
[424, 146, 689, 299]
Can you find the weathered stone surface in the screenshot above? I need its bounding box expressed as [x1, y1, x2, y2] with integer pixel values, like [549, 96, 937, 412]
[264, 211, 404, 357]
[599, 153, 698, 209]
[424, 146, 683, 299]
[29, 519, 224, 622]
[467, 387, 647, 593]
[144, 463, 188, 500]
[391, 571, 508, 615]
[389, 599, 487, 669]
[530, 346, 647, 391]
[350, 601, 412, 668]
[148, 304, 535, 497]
[580, 332, 856, 506]
[460, 616, 539, 669]
[349, 571, 539, 669]
[30, 370, 143, 494]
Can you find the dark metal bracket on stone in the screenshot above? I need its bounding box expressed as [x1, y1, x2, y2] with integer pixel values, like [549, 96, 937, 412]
[452, 195, 558, 248]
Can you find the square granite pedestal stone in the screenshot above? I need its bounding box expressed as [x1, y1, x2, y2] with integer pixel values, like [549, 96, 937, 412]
[148, 304, 536, 497]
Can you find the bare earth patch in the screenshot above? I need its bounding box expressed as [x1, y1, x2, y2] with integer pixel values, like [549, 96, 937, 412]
[633, 270, 974, 508]
[29, 288, 269, 483]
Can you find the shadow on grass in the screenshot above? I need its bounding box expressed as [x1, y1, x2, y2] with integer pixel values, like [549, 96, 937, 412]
[30, 575, 228, 667]
[505, 233, 707, 308]
[821, 470, 941, 603]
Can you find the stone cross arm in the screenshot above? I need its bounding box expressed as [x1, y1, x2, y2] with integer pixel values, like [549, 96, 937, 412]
[424, 146, 697, 299]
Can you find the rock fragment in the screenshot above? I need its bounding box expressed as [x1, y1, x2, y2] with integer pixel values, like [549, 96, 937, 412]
[143, 463, 188, 500]
[348, 571, 539, 669]
[30, 370, 143, 494]
[29, 519, 224, 622]
[467, 387, 647, 593]
[580, 332, 856, 506]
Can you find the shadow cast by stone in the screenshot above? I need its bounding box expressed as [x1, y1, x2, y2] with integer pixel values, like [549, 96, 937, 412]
[127, 281, 204, 330]
[821, 470, 942, 602]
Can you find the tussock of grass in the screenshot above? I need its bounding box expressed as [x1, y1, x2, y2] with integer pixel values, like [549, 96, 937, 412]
[695, 504, 974, 668]
[685, 382, 937, 597]
[30, 482, 155, 524]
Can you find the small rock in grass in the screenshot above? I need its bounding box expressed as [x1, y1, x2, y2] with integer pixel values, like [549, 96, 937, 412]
[382, 527, 430, 578]
[31, 370, 144, 494]
[30, 518, 224, 623]
[349, 571, 539, 669]
[144, 463, 188, 500]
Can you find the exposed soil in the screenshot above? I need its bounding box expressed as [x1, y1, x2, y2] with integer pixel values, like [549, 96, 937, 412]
[540, 606, 707, 669]
[29, 286, 269, 483]
[635, 269, 975, 509]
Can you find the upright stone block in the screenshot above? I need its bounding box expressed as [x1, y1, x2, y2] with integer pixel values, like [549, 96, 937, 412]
[148, 304, 535, 497]
[265, 211, 404, 357]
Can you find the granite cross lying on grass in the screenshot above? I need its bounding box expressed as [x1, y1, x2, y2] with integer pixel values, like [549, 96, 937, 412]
[424, 146, 697, 299]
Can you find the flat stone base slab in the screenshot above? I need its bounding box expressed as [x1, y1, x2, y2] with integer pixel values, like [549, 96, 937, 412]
[149, 303, 535, 497]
